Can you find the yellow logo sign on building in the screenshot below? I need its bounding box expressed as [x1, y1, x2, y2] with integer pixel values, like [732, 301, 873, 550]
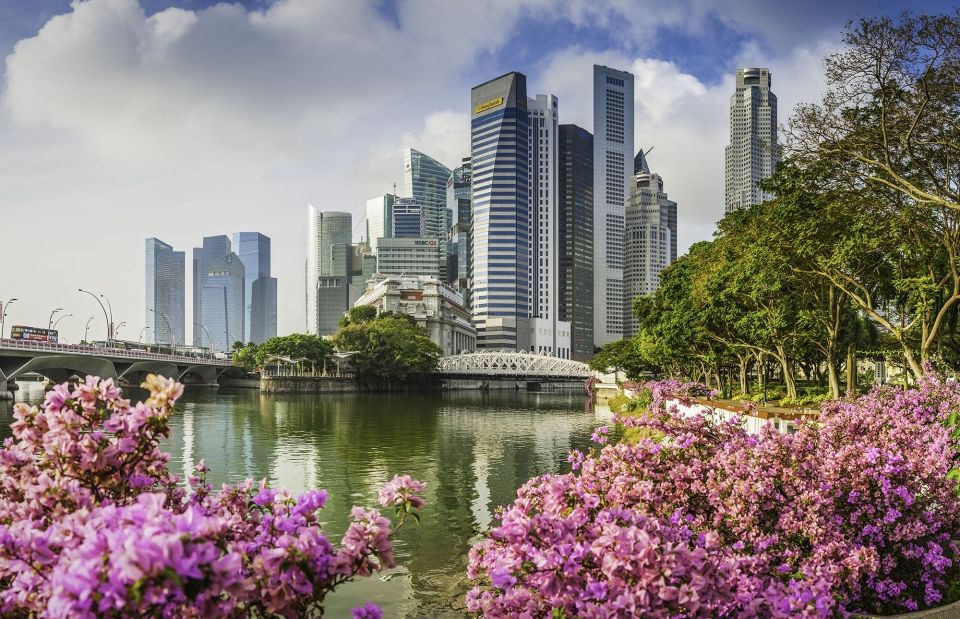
[474, 96, 505, 114]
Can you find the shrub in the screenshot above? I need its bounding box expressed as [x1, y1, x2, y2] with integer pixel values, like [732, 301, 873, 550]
[467, 373, 960, 617]
[0, 375, 424, 618]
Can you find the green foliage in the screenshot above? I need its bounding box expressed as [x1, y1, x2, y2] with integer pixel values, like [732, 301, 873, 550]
[587, 339, 651, 379]
[232, 334, 333, 372]
[333, 314, 441, 386]
[341, 305, 378, 326]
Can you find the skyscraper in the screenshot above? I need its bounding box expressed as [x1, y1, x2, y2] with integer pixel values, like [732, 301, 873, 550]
[527, 93, 571, 358]
[559, 124, 594, 361]
[446, 157, 472, 300]
[624, 152, 676, 337]
[233, 232, 277, 344]
[470, 71, 530, 351]
[392, 198, 426, 238]
[593, 65, 634, 347]
[403, 148, 452, 243]
[306, 207, 352, 334]
[201, 252, 244, 352]
[725, 67, 780, 213]
[192, 235, 230, 346]
[365, 194, 395, 254]
[145, 238, 185, 348]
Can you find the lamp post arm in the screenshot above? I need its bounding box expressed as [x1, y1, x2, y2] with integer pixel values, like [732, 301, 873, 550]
[78, 289, 109, 344]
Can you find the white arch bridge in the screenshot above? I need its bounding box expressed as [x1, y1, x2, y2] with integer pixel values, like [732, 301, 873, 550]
[438, 351, 593, 382]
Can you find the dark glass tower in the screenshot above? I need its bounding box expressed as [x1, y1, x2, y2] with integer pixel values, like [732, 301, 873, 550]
[558, 125, 595, 361]
[470, 72, 530, 351]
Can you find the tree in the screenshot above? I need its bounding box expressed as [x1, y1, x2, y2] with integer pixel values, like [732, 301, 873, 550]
[587, 338, 651, 379]
[232, 334, 334, 373]
[333, 314, 441, 388]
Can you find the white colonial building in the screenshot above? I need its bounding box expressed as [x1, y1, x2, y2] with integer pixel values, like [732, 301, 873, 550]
[353, 275, 476, 356]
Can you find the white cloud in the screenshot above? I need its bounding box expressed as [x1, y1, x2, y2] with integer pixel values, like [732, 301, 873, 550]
[0, 0, 840, 343]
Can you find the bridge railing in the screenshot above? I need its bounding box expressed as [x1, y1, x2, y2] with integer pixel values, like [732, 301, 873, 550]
[0, 338, 232, 367]
[437, 351, 593, 379]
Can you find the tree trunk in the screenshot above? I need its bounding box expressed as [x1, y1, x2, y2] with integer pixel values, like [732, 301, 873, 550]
[845, 343, 856, 395]
[738, 355, 749, 395]
[826, 345, 840, 399]
[775, 346, 798, 399]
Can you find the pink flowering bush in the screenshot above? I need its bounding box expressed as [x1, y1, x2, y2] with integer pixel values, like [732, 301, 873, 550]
[467, 373, 960, 617]
[0, 375, 425, 618]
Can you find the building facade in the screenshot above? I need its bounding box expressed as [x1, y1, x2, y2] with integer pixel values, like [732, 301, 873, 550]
[201, 252, 245, 351]
[725, 67, 780, 213]
[527, 94, 571, 358]
[446, 157, 472, 303]
[624, 154, 676, 337]
[392, 198, 426, 238]
[366, 194, 395, 255]
[233, 232, 277, 344]
[316, 276, 357, 336]
[403, 148, 451, 244]
[192, 235, 230, 346]
[376, 237, 442, 277]
[306, 207, 352, 334]
[145, 238, 185, 348]
[354, 275, 476, 356]
[470, 71, 531, 351]
[592, 65, 634, 347]
[558, 124, 595, 361]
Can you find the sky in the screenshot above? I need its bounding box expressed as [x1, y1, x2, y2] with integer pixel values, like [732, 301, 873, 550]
[0, 0, 953, 344]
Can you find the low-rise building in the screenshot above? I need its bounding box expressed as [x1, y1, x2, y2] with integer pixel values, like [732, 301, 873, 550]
[353, 275, 476, 355]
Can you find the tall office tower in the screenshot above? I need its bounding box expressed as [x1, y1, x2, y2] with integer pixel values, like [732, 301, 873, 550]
[306, 207, 352, 333]
[376, 238, 442, 277]
[200, 252, 244, 351]
[391, 198, 426, 238]
[192, 235, 230, 346]
[624, 152, 676, 337]
[145, 238, 185, 348]
[559, 124, 595, 361]
[527, 94, 571, 358]
[725, 67, 780, 213]
[349, 242, 378, 290]
[471, 71, 530, 351]
[636, 150, 676, 262]
[404, 148, 451, 279]
[232, 232, 277, 344]
[593, 65, 634, 347]
[366, 194, 395, 254]
[446, 157, 472, 300]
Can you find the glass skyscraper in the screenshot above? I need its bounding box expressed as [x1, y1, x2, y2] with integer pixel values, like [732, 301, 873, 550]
[306, 207, 352, 333]
[145, 238, 185, 348]
[559, 124, 595, 361]
[201, 252, 245, 352]
[470, 71, 530, 351]
[403, 148, 451, 241]
[446, 157, 472, 304]
[233, 232, 277, 344]
[391, 198, 425, 238]
[365, 194, 395, 255]
[192, 235, 230, 347]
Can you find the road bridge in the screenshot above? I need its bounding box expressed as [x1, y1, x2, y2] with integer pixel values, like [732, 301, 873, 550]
[0, 339, 235, 396]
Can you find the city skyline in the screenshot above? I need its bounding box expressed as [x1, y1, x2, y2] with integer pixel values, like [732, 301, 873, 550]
[1, 0, 951, 343]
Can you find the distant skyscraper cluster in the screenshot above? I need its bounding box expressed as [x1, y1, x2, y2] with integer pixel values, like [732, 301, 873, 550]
[145, 232, 277, 352]
[303, 65, 779, 358]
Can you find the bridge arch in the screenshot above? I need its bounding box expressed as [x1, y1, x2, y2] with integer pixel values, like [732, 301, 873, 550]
[0, 355, 117, 385]
[438, 351, 592, 379]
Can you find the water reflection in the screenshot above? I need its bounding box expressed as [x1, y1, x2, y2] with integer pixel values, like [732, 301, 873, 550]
[0, 383, 603, 617]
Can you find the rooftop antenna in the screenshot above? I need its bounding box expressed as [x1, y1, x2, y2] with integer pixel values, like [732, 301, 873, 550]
[392, 182, 397, 196]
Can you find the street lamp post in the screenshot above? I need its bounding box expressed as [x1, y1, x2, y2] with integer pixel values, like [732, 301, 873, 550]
[100, 294, 114, 342]
[52, 313, 72, 331]
[1, 298, 18, 339]
[150, 309, 175, 354]
[78, 289, 110, 346]
[194, 323, 213, 358]
[114, 321, 127, 339]
[84, 315, 95, 345]
[48, 307, 64, 330]
[139, 326, 150, 344]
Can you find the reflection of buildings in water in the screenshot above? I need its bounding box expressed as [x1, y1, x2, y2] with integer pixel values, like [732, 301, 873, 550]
[181, 407, 194, 477]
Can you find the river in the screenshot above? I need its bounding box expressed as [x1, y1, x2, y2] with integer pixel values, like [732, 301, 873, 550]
[0, 381, 609, 617]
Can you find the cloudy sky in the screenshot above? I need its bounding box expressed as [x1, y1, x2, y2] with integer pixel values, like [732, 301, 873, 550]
[0, 0, 951, 343]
